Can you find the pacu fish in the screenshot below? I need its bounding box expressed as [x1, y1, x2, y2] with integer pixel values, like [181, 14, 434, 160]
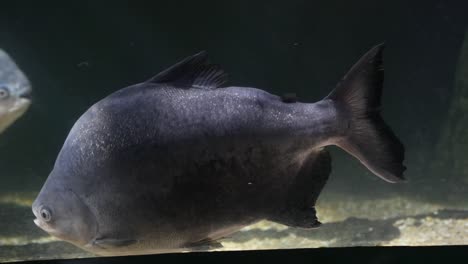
[32, 44, 405, 256]
[0, 49, 32, 134]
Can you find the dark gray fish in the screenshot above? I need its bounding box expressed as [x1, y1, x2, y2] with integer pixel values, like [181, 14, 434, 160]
[32, 44, 405, 256]
[0, 49, 32, 133]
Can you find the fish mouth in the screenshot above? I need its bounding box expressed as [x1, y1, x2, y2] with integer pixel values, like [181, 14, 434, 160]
[8, 97, 31, 114]
[33, 218, 41, 228]
[20, 94, 32, 100]
[33, 217, 58, 236]
[19, 88, 32, 100]
[32, 208, 53, 234]
[33, 217, 46, 231]
[0, 98, 31, 133]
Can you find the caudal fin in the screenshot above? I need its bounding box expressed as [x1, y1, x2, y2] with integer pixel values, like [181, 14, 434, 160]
[326, 44, 406, 183]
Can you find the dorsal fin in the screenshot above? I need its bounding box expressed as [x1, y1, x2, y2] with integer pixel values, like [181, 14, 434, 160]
[146, 51, 228, 89]
[281, 93, 298, 103]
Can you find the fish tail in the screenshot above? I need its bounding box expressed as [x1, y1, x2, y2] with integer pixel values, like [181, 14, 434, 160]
[325, 44, 406, 183]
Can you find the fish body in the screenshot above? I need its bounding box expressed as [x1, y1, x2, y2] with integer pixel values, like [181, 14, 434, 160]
[33, 45, 405, 256]
[0, 49, 31, 133]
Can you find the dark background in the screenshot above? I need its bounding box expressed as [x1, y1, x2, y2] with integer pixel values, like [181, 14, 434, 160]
[0, 0, 467, 200]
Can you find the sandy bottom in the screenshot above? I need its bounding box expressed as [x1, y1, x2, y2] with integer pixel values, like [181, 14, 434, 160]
[0, 191, 467, 262]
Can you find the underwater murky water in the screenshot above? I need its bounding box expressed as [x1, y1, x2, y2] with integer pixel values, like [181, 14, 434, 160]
[1, 0, 467, 262]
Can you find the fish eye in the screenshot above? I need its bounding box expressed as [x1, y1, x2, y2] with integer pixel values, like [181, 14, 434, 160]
[40, 207, 52, 222]
[0, 86, 10, 99]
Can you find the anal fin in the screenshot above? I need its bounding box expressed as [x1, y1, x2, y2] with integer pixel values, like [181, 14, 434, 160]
[270, 207, 322, 229]
[269, 149, 331, 229]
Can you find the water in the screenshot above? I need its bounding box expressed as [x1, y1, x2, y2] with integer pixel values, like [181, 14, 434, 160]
[0, 0, 467, 262]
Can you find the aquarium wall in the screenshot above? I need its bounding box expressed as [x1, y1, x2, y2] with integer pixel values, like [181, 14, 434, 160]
[0, 0, 467, 262]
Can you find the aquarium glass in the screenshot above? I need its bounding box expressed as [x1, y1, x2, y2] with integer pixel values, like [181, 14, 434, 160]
[0, 0, 467, 262]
